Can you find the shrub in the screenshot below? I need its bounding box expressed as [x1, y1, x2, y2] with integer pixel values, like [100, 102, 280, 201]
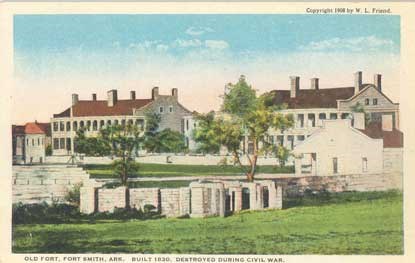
[65, 183, 82, 207]
[12, 202, 80, 224]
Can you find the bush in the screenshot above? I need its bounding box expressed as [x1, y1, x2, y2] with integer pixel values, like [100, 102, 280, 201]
[65, 183, 82, 207]
[12, 202, 81, 224]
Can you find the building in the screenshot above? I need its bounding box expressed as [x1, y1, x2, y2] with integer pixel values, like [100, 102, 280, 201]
[12, 122, 51, 164]
[265, 71, 400, 151]
[50, 87, 193, 155]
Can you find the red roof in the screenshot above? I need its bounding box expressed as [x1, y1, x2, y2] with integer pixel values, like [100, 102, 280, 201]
[12, 122, 51, 135]
[54, 99, 153, 117]
[270, 84, 371, 109]
[359, 122, 404, 148]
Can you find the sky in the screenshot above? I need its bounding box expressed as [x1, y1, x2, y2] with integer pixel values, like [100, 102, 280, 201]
[13, 14, 400, 124]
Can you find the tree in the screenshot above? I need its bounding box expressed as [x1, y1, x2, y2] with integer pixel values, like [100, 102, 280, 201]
[274, 145, 291, 168]
[100, 123, 142, 185]
[73, 128, 111, 156]
[143, 112, 187, 153]
[194, 75, 294, 182]
[193, 111, 221, 154]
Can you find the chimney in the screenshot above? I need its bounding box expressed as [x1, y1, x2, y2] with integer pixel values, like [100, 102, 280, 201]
[107, 89, 118, 107]
[311, 78, 319, 90]
[130, 90, 136, 100]
[92, 93, 97, 101]
[354, 71, 362, 95]
[72, 94, 79, 106]
[374, 74, 382, 92]
[290, 76, 300, 98]
[172, 88, 178, 99]
[152, 87, 159, 100]
[382, 114, 393, 131]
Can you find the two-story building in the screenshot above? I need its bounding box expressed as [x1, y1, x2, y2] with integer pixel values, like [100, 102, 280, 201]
[51, 87, 193, 155]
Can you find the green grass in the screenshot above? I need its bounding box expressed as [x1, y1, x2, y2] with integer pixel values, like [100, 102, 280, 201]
[12, 190, 403, 254]
[84, 163, 294, 179]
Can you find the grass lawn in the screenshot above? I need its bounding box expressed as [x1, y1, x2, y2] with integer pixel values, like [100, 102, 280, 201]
[84, 163, 294, 179]
[12, 190, 403, 254]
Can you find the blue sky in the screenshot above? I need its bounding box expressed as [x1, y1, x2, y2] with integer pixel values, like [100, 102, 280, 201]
[13, 14, 400, 123]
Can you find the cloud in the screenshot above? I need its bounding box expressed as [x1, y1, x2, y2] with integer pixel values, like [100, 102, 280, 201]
[174, 39, 202, 48]
[205, 40, 229, 50]
[185, 26, 214, 36]
[299, 36, 396, 52]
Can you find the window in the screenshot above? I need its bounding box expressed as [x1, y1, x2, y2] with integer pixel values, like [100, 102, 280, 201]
[159, 106, 164, 113]
[100, 120, 105, 128]
[277, 135, 284, 146]
[373, 98, 378, 105]
[121, 120, 126, 127]
[80, 121, 84, 128]
[333, 157, 338, 174]
[341, 113, 350, 119]
[32, 139, 34, 146]
[297, 135, 305, 141]
[308, 113, 315, 127]
[59, 138, 65, 149]
[107, 120, 112, 126]
[66, 138, 71, 151]
[53, 122, 58, 132]
[269, 135, 274, 145]
[287, 135, 294, 150]
[66, 121, 71, 131]
[169, 106, 173, 113]
[60, 121, 65, 131]
[73, 121, 78, 131]
[93, 120, 98, 131]
[128, 119, 133, 125]
[26, 139, 29, 146]
[330, 113, 338, 120]
[114, 120, 119, 125]
[365, 98, 370, 105]
[186, 119, 189, 130]
[86, 120, 91, 131]
[297, 114, 304, 128]
[319, 113, 326, 120]
[362, 157, 368, 172]
[53, 138, 59, 150]
[37, 138, 40, 146]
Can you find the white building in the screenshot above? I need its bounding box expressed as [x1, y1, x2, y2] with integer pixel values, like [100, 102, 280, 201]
[51, 87, 193, 155]
[12, 122, 51, 164]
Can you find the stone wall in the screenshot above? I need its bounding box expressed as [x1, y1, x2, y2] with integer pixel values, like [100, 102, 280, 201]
[160, 188, 190, 217]
[97, 187, 128, 212]
[273, 172, 401, 198]
[383, 148, 403, 174]
[129, 188, 160, 211]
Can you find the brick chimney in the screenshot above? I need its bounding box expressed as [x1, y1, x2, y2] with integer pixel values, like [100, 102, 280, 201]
[152, 87, 159, 100]
[311, 78, 319, 90]
[92, 93, 97, 101]
[107, 89, 118, 107]
[290, 76, 300, 98]
[172, 88, 178, 99]
[354, 71, 362, 95]
[130, 90, 136, 100]
[72, 94, 79, 106]
[374, 74, 382, 92]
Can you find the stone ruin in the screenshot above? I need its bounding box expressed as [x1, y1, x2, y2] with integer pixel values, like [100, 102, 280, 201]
[80, 180, 283, 218]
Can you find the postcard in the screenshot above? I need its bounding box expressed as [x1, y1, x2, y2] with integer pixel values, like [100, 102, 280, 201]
[0, 1, 414, 263]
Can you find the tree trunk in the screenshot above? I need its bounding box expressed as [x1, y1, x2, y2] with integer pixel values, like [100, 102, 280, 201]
[246, 172, 254, 182]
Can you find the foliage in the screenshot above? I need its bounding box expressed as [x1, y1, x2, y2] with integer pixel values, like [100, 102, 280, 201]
[192, 112, 224, 154]
[194, 75, 294, 181]
[74, 128, 111, 156]
[64, 183, 82, 207]
[45, 144, 52, 156]
[13, 191, 403, 254]
[99, 123, 143, 185]
[274, 145, 291, 167]
[144, 112, 187, 153]
[12, 202, 162, 225]
[145, 129, 186, 153]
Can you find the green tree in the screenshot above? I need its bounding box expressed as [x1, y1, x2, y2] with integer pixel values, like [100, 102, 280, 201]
[100, 123, 142, 185]
[73, 128, 111, 156]
[274, 145, 291, 168]
[193, 111, 221, 154]
[194, 75, 294, 182]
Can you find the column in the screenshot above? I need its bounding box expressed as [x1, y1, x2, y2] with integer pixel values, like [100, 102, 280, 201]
[234, 187, 242, 212]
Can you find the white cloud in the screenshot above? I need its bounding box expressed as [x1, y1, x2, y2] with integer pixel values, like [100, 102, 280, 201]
[185, 26, 214, 36]
[299, 36, 396, 52]
[205, 40, 229, 50]
[156, 44, 169, 52]
[174, 39, 202, 48]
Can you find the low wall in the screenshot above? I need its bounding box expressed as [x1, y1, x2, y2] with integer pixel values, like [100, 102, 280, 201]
[129, 188, 160, 211]
[160, 188, 190, 217]
[273, 172, 402, 197]
[98, 187, 127, 213]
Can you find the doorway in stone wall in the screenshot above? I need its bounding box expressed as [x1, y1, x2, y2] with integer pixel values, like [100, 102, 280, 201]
[263, 186, 269, 208]
[242, 188, 250, 210]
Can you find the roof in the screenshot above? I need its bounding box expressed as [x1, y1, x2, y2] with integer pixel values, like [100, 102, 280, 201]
[54, 99, 153, 118]
[270, 84, 371, 109]
[358, 122, 403, 148]
[12, 122, 51, 135]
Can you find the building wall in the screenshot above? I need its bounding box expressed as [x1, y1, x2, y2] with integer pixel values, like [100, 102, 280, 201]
[134, 95, 192, 133]
[383, 148, 403, 174]
[24, 134, 46, 163]
[294, 120, 384, 176]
